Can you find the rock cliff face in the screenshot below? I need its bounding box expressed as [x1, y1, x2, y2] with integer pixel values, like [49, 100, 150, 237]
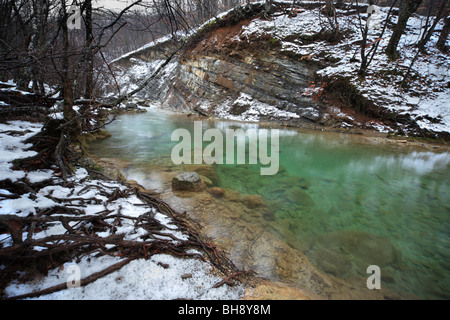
[109, 4, 331, 128]
[112, 42, 327, 126]
[165, 51, 325, 124]
[107, 37, 181, 103]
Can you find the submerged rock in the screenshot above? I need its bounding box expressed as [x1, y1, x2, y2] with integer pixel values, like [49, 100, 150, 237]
[240, 194, 267, 209]
[244, 280, 312, 300]
[285, 187, 315, 207]
[207, 187, 225, 197]
[172, 172, 206, 191]
[239, 194, 275, 221]
[158, 166, 403, 299]
[314, 230, 399, 267]
[224, 189, 241, 202]
[199, 175, 213, 187]
[311, 247, 352, 277]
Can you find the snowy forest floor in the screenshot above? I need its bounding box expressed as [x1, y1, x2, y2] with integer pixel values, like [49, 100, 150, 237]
[0, 119, 250, 300]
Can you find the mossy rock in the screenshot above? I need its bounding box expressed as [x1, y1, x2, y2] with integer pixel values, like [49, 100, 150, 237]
[79, 130, 112, 149]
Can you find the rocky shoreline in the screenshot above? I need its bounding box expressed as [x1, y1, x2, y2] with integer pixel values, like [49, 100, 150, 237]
[124, 100, 450, 149]
[84, 146, 314, 300]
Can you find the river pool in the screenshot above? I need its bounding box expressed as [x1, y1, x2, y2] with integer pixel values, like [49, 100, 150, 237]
[88, 107, 450, 299]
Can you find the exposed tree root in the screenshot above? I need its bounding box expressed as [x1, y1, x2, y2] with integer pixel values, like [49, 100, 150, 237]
[0, 172, 247, 299]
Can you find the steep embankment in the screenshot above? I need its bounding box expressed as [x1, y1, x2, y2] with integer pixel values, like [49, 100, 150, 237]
[165, 8, 325, 127]
[107, 2, 450, 139]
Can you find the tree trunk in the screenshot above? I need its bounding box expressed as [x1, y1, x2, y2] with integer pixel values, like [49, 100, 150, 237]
[358, 22, 370, 78]
[58, 0, 78, 179]
[437, 15, 450, 51]
[324, 0, 335, 17]
[358, 0, 377, 78]
[417, 0, 448, 53]
[84, 0, 94, 99]
[0, 1, 13, 67]
[385, 0, 423, 59]
[62, 0, 72, 119]
[28, 0, 48, 94]
[265, 0, 273, 11]
[263, 0, 274, 18]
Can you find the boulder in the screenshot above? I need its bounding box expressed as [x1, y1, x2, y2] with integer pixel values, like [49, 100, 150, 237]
[183, 164, 220, 186]
[172, 172, 205, 191]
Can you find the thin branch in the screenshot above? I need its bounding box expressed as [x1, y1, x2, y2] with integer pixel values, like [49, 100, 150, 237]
[6, 258, 135, 300]
[112, 43, 183, 106]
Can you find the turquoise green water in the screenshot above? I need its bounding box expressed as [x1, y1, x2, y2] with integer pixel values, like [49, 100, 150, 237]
[88, 108, 450, 299]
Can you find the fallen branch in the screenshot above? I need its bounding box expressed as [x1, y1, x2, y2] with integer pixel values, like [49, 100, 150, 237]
[212, 270, 256, 289]
[6, 258, 135, 300]
[112, 46, 182, 106]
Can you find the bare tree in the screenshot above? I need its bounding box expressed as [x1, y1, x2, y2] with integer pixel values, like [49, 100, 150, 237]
[28, 0, 49, 94]
[357, 0, 398, 78]
[385, 0, 423, 59]
[324, 0, 336, 17]
[436, 15, 450, 51]
[1, 0, 208, 178]
[417, 0, 449, 52]
[84, 0, 94, 99]
[320, 0, 339, 41]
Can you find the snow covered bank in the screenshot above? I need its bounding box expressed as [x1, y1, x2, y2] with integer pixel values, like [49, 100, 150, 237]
[6, 254, 244, 300]
[236, 5, 450, 135]
[0, 121, 245, 300]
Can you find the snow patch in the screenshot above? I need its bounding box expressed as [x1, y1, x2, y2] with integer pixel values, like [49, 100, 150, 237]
[1, 121, 245, 300]
[6, 255, 244, 300]
[214, 93, 300, 122]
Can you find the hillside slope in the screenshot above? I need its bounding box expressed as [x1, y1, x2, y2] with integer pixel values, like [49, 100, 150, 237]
[107, 1, 450, 139]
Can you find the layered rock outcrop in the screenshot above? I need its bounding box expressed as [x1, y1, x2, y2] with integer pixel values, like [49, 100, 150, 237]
[165, 52, 325, 124]
[108, 4, 330, 128]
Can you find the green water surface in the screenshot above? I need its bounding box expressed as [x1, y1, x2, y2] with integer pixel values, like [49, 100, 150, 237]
[88, 107, 450, 299]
